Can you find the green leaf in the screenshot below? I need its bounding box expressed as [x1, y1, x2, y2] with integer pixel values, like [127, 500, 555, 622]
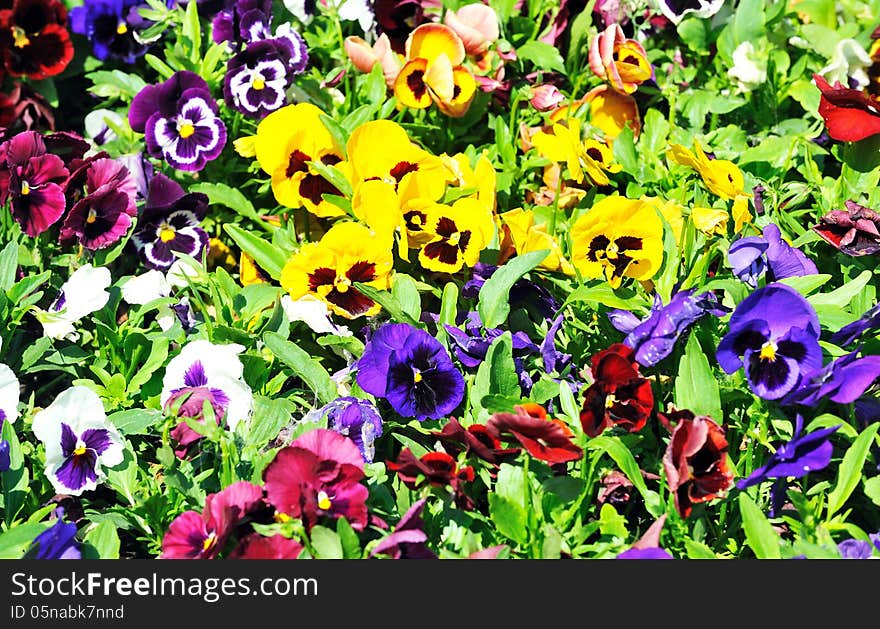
[106, 409, 163, 435]
[488, 463, 527, 544]
[83, 520, 121, 559]
[776, 274, 832, 295]
[0, 523, 53, 559]
[477, 250, 549, 328]
[516, 41, 566, 74]
[263, 332, 338, 405]
[684, 539, 718, 559]
[563, 283, 647, 311]
[471, 333, 519, 414]
[105, 443, 140, 506]
[391, 274, 422, 322]
[85, 70, 148, 100]
[337, 517, 362, 559]
[674, 333, 723, 421]
[0, 240, 17, 291]
[612, 125, 638, 174]
[223, 223, 288, 281]
[307, 159, 353, 199]
[677, 17, 708, 54]
[190, 183, 264, 224]
[310, 525, 344, 559]
[826, 423, 880, 518]
[738, 492, 782, 559]
[808, 270, 872, 308]
[598, 503, 628, 539]
[246, 396, 297, 449]
[353, 282, 420, 326]
[127, 336, 169, 393]
[864, 476, 880, 507]
[1, 418, 28, 525]
[586, 436, 663, 516]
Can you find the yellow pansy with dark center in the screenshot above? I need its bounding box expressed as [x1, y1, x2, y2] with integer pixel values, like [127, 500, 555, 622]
[586, 234, 644, 284]
[422, 217, 471, 268]
[178, 122, 195, 139]
[418, 197, 495, 274]
[613, 41, 653, 84]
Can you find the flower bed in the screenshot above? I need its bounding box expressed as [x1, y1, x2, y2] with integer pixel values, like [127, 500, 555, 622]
[1, 0, 879, 560]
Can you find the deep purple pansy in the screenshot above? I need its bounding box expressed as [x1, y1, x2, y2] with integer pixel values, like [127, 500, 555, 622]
[716, 283, 823, 400]
[781, 350, 880, 408]
[830, 302, 880, 347]
[223, 40, 292, 118]
[69, 0, 158, 63]
[129, 71, 227, 172]
[25, 507, 81, 559]
[357, 322, 465, 421]
[728, 223, 818, 287]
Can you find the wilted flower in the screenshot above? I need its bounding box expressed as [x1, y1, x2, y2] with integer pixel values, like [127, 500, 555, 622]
[263, 428, 370, 531]
[34, 264, 111, 340]
[716, 283, 822, 400]
[589, 23, 653, 94]
[662, 410, 734, 518]
[161, 482, 265, 559]
[129, 71, 227, 172]
[569, 194, 664, 289]
[579, 344, 654, 437]
[356, 322, 464, 421]
[529, 84, 564, 112]
[813, 200, 880, 256]
[736, 414, 839, 516]
[31, 386, 124, 496]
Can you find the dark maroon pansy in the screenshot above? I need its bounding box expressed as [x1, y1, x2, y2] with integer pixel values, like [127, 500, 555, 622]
[262, 428, 369, 531]
[579, 344, 655, 438]
[432, 416, 521, 466]
[0, 130, 68, 236]
[387, 449, 475, 489]
[486, 403, 583, 464]
[661, 411, 734, 519]
[813, 74, 880, 142]
[813, 200, 880, 256]
[0, 82, 54, 132]
[0, 0, 74, 80]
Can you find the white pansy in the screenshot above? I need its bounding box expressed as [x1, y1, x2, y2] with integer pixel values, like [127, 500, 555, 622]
[337, 0, 374, 34]
[166, 257, 204, 289]
[727, 42, 767, 93]
[121, 270, 172, 306]
[83, 109, 124, 146]
[819, 38, 873, 90]
[32, 386, 124, 496]
[0, 362, 19, 425]
[281, 294, 352, 336]
[35, 264, 112, 340]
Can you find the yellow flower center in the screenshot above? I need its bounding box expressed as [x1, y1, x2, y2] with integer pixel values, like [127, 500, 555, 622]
[178, 123, 195, 139]
[252, 77, 266, 90]
[760, 341, 777, 362]
[12, 26, 30, 48]
[605, 242, 619, 259]
[317, 490, 332, 511]
[73, 446, 87, 456]
[86, 209, 98, 224]
[202, 532, 216, 552]
[447, 231, 461, 247]
[334, 275, 351, 293]
[116, 22, 128, 35]
[20, 180, 30, 196]
[274, 511, 292, 523]
[159, 226, 177, 242]
[604, 393, 617, 409]
[413, 368, 423, 383]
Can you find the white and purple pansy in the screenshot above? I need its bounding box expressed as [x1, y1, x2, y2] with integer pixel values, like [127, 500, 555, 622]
[131, 173, 210, 271]
[160, 340, 254, 435]
[223, 40, 291, 118]
[32, 386, 124, 496]
[34, 264, 112, 340]
[129, 71, 227, 173]
[0, 356, 20, 472]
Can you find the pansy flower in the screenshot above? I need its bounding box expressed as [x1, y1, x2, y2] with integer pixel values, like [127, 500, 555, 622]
[736, 414, 839, 517]
[303, 396, 384, 463]
[69, 0, 152, 63]
[161, 340, 254, 456]
[780, 350, 880, 408]
[716, 283, 823, 400]
[59, 157, 137, 250]
[830, 302, 880, 347]
[212, 0, 272, 46]
[588, 23, 653, 95]
[417, 198, 495, 274]
[369, 497, 437, 559]
[230, 533, 305, 559]
[662, 409, 734, 518]
[812, 200, 880, 257]
[728, 223, 818, 286]
[24, 507, 81, 559]
[263, 428, 370, 531]
[570, 194, 664, 289]
[131, 173, 210, 271]
[608, 289, 727, 367]
[252, 102, 346, 218]
[555, 84, 641, 142]
[161, 481, 266, 559]
[0, 130, 68, 237]
[223, 40, 293, 118]
[356, 322, 465, 421]
[531, 118, 620, 187]
[0, 359, 20, 474]
[129, 71, 227, 172]
[498, 208, 575, 275]
[387, 448, 475, 509]
[394, 23, 477, 118]
[667, 141, 745, 201]
[34, 264, 111, 340]
[281, 221, 393, 319]
[31, 386, 124, 496]
[0, 0, 73, 79]
[432, 416, 521, 467]
[579, 344, 655, 437]
[487, 403, 583, 464]
[813, 73, 880, 142]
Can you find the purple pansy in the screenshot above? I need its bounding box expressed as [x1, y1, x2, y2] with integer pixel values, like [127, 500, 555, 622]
[69, 0, 160, 63]
[212, 0, 273, 46]
[728, 223, 818, 287]
[716, 283, 823, 400]
[129, 71, 227, 172]
[131, 173, 210, 271]
[369, 497, 437, 559]
[357, 322, 464, 421]
[31, 386, 125, 496]
[304, 396, 384, 463]
[838, 539, 874, 559]
[25, 507, 81, 559]
[59, 157, 137, 250]
[830, 302, 880, 347]
[781, 350, 880, 407]
[608, 289, 728, 367]
[736, 414, 839, 516]
[223, 40, 292, 118]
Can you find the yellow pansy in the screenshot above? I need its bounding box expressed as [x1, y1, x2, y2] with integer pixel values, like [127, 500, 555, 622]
[642, 196, 685, 243]
[280, 222, 393, 319]
[499, 208, 575, 275]
[417, 198, 495, 273]
[532, 119, 616, 186]
[691, 207, 729, 236]
[666, 141, 745, 200]
[570, 195, 664, 289]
